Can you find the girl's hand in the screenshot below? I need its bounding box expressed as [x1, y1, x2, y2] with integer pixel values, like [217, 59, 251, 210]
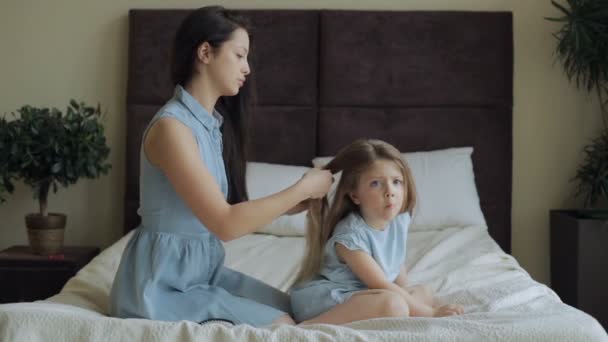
[432, 304, 464, 317]
[299, 168, 333, 199]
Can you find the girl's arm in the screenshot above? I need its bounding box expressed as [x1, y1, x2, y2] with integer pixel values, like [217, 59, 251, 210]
[145, 118, 332, 242]
[394, 264, 408, 288]
[392, 213, 411, 289]
[336, 244, 434, 317]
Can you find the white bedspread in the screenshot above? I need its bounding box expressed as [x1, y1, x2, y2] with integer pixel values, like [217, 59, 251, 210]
[1, 226, 606, 341]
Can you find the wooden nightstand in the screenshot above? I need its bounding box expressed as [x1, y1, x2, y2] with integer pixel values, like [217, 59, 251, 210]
[550, 210, 608, 329]
[0, 245, 100, 304]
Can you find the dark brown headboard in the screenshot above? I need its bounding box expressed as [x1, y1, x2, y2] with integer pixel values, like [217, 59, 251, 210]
[125, 10, 513, 252]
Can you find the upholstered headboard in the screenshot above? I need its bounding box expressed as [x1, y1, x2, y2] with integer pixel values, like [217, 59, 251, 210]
[125, 10, 513, 252]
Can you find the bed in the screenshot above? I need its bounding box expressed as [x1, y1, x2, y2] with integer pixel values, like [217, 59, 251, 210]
[1, 9, 606, 342]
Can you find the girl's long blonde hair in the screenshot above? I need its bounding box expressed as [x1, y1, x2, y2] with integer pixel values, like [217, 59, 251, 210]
[293, 139, 417, 285]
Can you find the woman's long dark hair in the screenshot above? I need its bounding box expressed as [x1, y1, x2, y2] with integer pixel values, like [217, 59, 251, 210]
[171, 6, 253, 204]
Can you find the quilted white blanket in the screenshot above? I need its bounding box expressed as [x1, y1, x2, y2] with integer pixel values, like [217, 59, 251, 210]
[1, 226, 606, 341]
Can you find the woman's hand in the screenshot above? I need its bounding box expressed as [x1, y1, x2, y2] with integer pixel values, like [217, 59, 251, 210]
[298, 168, 333, 199]
[284, 199, 310, 215]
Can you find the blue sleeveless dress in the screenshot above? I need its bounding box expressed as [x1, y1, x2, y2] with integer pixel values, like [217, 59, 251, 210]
[290, 212, 410, 322]
[109, 85, 290, 326]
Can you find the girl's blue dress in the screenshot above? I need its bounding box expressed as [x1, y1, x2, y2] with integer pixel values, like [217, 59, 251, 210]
[290, 211, 410, 322]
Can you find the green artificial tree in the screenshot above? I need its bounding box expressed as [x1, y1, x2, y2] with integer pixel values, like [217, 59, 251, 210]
[547, 0, 608, 208]
[1, 100, 111, 254]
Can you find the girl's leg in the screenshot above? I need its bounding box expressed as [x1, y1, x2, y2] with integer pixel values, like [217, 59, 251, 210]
[407, 284, 464, 317]
[300, 289, 409, 325]
[408, 284, 434, 307]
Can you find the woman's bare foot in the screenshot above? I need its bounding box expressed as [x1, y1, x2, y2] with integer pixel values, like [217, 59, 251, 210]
[433, 304, 464, 317]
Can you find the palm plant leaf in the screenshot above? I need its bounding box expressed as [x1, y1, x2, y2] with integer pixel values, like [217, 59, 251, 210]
[548, 0, 608, 207]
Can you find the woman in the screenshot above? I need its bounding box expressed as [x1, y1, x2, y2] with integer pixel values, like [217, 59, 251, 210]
[110, 6, 332, 327]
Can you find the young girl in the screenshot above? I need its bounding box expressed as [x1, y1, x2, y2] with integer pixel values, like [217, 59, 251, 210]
[109, 6, 332, 327]
[290, 139, 464, 324]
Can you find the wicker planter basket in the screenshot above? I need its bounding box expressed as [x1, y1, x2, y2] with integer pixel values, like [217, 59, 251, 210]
[25, 213, 67, 255]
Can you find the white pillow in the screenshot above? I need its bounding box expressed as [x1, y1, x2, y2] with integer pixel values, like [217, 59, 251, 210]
[246, 162, 309, 236]
[312, 147, 486, 231]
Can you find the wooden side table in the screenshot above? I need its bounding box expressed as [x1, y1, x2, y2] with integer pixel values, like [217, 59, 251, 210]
[0, 245, 100, 304]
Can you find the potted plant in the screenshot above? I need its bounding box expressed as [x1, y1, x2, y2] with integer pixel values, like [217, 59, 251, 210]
[0, 116, 17, 203]
[546, 0, 608, 327]
[547, 0, 608, 212]
[1, 100, 111, 255]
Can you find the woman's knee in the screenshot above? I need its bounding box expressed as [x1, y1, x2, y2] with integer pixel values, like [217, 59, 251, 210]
[272, 313, 296, 325]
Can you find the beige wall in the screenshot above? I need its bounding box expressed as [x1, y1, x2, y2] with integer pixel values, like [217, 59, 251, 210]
[0, 0, 600, 285]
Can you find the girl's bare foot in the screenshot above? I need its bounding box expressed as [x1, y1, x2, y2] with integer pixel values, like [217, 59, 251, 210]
[433, 304, 464, 317]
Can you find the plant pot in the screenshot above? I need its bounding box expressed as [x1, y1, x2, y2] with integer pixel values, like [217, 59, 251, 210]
[25, 213, 67, 256]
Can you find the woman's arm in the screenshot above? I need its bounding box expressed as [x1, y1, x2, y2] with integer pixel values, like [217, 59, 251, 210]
[336, 244, 434, 317]
[145, 118, 331, 241]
